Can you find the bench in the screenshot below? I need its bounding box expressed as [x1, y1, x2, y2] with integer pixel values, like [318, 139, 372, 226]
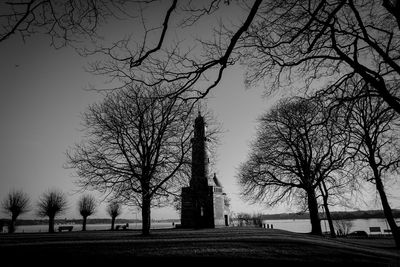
[115, 224, 129, 230]
[58, 226, 73, 232]
[369, 227, 381, 234]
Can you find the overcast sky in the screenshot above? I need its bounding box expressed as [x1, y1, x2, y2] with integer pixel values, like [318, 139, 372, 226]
[1, 2, 397, 221]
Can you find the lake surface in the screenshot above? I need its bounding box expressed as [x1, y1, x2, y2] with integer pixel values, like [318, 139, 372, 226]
[262, 218, 400, 234]
[6, 218, 400, 234]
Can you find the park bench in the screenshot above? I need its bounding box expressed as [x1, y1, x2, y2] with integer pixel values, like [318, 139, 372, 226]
[115, 223, 129, 230]
[369, 226, 381, 235]
[58, 226, 73, 232]
[384, 229, 392, 235]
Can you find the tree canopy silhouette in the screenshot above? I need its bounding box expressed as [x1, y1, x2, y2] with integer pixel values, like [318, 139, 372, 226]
[239, 97, 350, 235]
[1, 189, 30, 233]
[37, 189, 68, 233]
[3, 1, 400, 114]
[325, 76, 400, 247]
[106, 201, 122, 231]
[78, 194, 97, 231]
[66, 84, 196, 235]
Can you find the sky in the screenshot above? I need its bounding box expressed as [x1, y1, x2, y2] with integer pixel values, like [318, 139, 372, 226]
[0, 3, 276, 220]
[0, 34, 276, 220]
[0, 2, 398, 221]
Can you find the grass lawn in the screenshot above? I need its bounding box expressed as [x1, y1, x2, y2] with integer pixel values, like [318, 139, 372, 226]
[0, 227, 399, 267]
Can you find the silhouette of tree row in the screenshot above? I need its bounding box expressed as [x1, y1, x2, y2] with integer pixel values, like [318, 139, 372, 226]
[260, 209, 400, 220]
[1, 189, 125, 233]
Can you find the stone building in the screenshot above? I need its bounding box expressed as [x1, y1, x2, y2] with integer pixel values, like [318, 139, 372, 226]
[180, 113, 229, 228]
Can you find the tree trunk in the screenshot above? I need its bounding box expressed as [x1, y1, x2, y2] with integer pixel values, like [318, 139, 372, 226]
[374, 170, 400, 248]
[322, 201, 336, 238]
[9, 215, 17, 233]
[366, 148, 400, 249]
[319, 182, 336, 238]
[82, 216, 87, 231]
[141, 193, 151, 236]
[111, 216, 116, 230]
[49, 216, 55, 233]
[307, 188, 322, 235]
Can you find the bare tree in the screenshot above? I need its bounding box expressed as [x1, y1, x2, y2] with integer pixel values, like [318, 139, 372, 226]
[342, 80, 400, 247]
[4, 1, 400, 116]
[1, 1, 260, 100]
[80, 0, 400, 120]
[333, 214, 353, 236]
[239, 1, 400, 114]
[318, 179, 337, 237]
[37, 189, 68, 233]
[235, 212, 263, 227]
[1, 190, 30, 233]
[66, 84, 196, 236]
[82, 0, 263, 98]
[106, 201, 122, 231]
[316, 166, 363, 238]
[317, 174, 354, 238]
[0, 0, 133, 47]
[78, 194, 97, 231]
[239, 97, 350, 235]
[236, 213, 252, 226]
[310, 90, 362, 238]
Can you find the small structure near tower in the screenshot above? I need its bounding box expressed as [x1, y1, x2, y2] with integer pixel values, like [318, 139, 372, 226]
[181, 113, 229, 228]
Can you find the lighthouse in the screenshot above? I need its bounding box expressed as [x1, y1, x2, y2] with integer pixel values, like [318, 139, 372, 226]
[180, 113, 229, 228]
[190, 113, 209, 191]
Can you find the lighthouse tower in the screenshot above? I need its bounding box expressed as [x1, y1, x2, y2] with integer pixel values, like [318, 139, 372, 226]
[180, 113, 228, 228]
[190, 113, 209, 191]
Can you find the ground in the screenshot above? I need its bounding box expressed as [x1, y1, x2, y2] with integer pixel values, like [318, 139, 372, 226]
[0, 227, 399, 267]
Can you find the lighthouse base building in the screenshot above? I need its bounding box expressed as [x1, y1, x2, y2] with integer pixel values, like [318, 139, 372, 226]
[180, 113, 229, 228]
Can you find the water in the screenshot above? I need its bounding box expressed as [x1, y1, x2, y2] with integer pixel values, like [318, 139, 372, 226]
[262, 218, 400, 234]
[10, 222, 177, 233]
[6, 219, 400, 234]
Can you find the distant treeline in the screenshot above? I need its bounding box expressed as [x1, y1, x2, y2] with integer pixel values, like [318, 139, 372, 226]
[0, 218, 178, 226]
[3, 210, 397, 225]
[0, 218, 136, 226]
[261, 209, 400, 220]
